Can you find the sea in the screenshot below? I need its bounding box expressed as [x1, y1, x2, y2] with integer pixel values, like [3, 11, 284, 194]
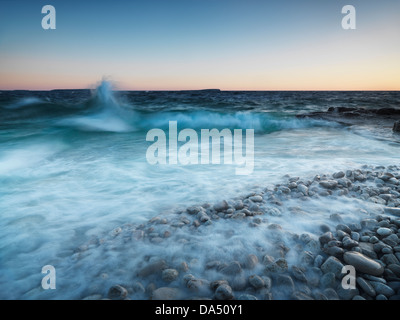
[1, 82, 400, 299]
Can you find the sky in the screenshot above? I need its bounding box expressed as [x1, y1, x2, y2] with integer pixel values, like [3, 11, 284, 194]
[0, 0, 399, 90]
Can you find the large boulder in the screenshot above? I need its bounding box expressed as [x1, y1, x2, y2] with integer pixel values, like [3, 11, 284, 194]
[343, 251, 384, 276]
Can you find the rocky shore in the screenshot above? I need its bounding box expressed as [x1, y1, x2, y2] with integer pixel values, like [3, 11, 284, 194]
[78, 165, 400, 301]
[297, 107, 400, 132]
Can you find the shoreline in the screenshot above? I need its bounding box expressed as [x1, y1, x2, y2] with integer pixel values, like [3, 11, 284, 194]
[69, 164, 400, 301]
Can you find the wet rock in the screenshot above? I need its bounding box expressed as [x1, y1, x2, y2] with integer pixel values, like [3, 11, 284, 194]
[319, 232, 334, 245]
[342, 236, 359, 249]
[320, 180, 338, 189]
[370, 281, 395, 297]
[187, 279, 210, 292]
[291, 266, 307, 282]
[336, 285, 359, 300]
[336, 224, 352, 234]
[275, 258, 288, 273]
[359, 242, 378, 259]
[210, 280, 229, 291]
[244, 254, 259, 269]
[265, 207, 282, 217]
[314, 255, 324, 268]
[138, 259, 167, 278]
[231, 275, 247, 291]
[262, 276, 272, 292]
[127, 282, 143, 296]
[381, 254, 400, 266]
[323, 288, 339, 300]
[108, 285, 128, 300]
[370, 236, 379, 244]
[297, 184, 309, 196]
[300, 251, 315, 266]
[234, 201, 244, 210]
[324, 246, 345, 259]
[321, 273, 336, 288]
[377, 227, 393, 237]
[333, 171, 345, 179]
[361, 219, 378, 229]
[321, 256, 345, 278]
[152, 287, 181, 300]
[272, 274, 295, 294]
[162, 269, 179, 282]
[388, 264, 400, 277]
[351, 232, 360, 242]
[383, 234, 399, 247]
[215, 284, 234, 300]
[384, 207, 400, 217]
[187, 206, 201, 215]
[220, 261, 242, 275]
[356, 277, 376, 297]
[213, 200, 229, 212]
[249, 195, 263, 202]
[248, 275, 265, 289]
[343, 251, 384, 276]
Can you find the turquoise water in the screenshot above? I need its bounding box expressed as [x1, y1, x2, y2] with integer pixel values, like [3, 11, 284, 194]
[0, 83, 399, 299]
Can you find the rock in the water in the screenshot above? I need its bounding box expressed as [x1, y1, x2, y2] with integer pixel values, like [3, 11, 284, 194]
[265, 207, 282, 217]
[384, 207, 400, 217]
[343, 252, 384, 276]
[213, 200, 229, 212]
[291, 266, 307, 282]
[320, 180, 338, 189]
[244, 254, 259, 269]
[377, 227, 393, 237]
[321, 273, 336, 288]
[220, 261, 242, 275]
[138, 259, 167, 278]
[370, 281, 395, 297]
[321, 256, 344, 278]
[356, 277, 376, 297]
[319, 232, 334, 245]
[152, 287, 181, 300]
[383, 234, 399, 247]
[297, 184, 309, 196]
[336, 285, 359, 300]
[108, 285, 128, 300]
[381, 253, 400, 266]
[272, 274, 295, 294]
[210, 280, 229, 291]
[215, 284, 234, 300]
[333, 171, 346, 179]
[249, 195, 263, 202]
[162, 269, 179, 282]
[248, 275, 265, 289]
[323, 288, 339, 300]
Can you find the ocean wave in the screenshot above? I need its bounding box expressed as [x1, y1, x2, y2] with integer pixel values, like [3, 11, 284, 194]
[1, 81, 340, 134]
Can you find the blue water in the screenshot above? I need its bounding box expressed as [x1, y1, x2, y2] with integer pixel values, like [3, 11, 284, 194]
[1, 83, 400, 299]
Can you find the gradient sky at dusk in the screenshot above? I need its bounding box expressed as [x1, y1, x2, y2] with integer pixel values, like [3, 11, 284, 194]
[0, 0, 399, 90]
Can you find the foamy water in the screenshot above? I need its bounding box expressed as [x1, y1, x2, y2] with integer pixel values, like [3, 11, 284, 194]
[0, 84, 399, 299]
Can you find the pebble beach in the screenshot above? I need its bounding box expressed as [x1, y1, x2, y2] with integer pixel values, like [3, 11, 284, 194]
[77, 165, 400, 301]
